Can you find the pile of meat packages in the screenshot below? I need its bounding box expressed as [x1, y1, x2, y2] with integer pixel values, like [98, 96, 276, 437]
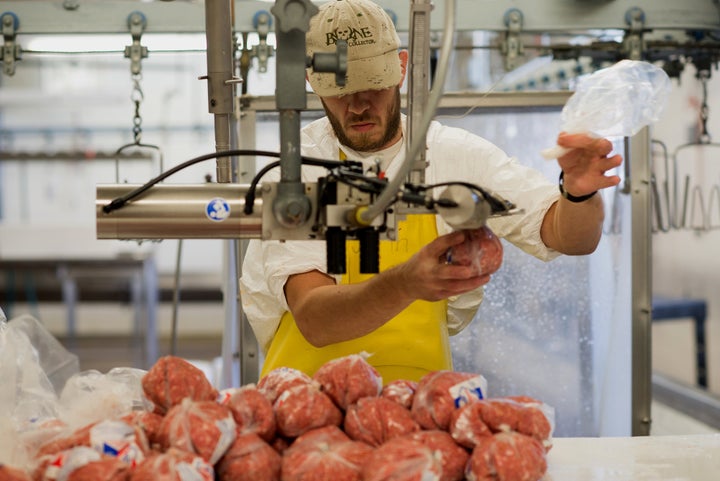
[3, 354, 554, 481]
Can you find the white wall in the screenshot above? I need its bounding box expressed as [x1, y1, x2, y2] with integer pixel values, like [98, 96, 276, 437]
[650, 66, 720, 396]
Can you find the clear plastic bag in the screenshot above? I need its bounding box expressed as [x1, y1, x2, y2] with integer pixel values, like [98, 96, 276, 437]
[542, 59, 672, 159]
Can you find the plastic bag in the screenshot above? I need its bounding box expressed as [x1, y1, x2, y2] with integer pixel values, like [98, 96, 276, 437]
[0, 316, 63, 467]
[542, 59, 672, 159]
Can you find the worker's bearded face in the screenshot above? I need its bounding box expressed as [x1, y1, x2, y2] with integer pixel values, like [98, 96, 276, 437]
[321, 86, 402, 152]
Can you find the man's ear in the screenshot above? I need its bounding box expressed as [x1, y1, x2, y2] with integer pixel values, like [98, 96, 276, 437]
[398, 49, 409, 83]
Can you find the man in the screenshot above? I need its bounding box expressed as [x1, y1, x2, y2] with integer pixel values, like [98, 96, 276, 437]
[240, 0, 622, 383]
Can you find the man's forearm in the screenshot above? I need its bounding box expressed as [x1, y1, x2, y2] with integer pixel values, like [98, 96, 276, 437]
[287, 266, 415, 347]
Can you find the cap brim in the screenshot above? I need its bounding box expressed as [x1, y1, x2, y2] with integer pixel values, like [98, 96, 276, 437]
[308, 49, 402, 97]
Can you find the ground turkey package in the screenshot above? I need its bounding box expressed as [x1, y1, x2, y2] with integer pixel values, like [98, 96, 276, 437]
[343, 397, 419, 447]
[141, 356, 218, 415]
[281, 425, 373, 481]
[215, 433, 281, 481]
[158, 399, 236, 465]
[5, 354, 553, 481]
[311, 353, 382, 410]
[218, 385, 276, 442]
[273, 384, 342, 438]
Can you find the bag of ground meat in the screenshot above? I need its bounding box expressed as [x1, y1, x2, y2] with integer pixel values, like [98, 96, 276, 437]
[129, 448, 214, 481]
[281, 425, 374, 481]
[0, 464, 31, 481]
[35, 423, 93, 458]
[141, 356, 218, 415]
[217, 385, 276, 442]
[215, 433, 281, 481]
[273, 384, 342, 438]
[158, 399, 236, 465]
[362, 437, 443, 481]
[257, 367, 313, 404]
[65, 457, 130, 481]
[465, 432, 547, 481]
[89, 420, 148, 468]
[450, 397, 553, 451]
[411, 371, 488, 431]
[120, 412, 163, 449]
[312, 353, 382, 411]
[444, 226, 503, 277]
[34, 446, 100, 481]
[403, 430, 469, 481]
[380, 380, 417, 409]
[344, 397, 419, 447]
[447, 402, 492, 449]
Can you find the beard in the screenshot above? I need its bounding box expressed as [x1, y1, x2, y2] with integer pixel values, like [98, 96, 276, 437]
[323, 87, 402, 152]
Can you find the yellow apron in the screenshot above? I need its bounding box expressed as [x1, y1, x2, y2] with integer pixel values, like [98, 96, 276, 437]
[260, 214, 453, 384]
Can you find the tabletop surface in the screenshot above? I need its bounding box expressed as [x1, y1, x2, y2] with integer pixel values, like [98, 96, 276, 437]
[545, 434, 720, 481]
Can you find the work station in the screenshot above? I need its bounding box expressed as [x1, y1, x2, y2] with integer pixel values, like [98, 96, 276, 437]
[1, 1, 719, 479]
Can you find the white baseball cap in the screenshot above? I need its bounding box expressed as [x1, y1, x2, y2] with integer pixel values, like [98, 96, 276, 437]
[306, 0, 402, 97]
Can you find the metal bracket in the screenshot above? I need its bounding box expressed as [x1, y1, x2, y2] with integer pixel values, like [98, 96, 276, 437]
[124, 11, 148, 76]
[251, 10, 274, 74]
[270, 0, 318, 34]
[623, 7, 646, 60]
[1, 12, 22, 76]
[501, 8, 524, 71]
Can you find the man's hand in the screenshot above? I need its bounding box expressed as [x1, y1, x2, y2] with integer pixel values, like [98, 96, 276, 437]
[556, 132, 623, 198]
[395, 231, 491, 303]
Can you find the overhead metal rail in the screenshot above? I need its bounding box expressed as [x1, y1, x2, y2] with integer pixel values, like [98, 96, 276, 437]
[2, 0, 719, 34]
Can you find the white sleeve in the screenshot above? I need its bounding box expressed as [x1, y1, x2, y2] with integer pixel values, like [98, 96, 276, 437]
[240, 239, 328, 352]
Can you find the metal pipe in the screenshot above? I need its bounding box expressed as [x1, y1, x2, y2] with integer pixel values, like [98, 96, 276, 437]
[96, 184, 263, 239]
[204, 0, 235, 182]
[406, 0, 433, 185]
[630, 126, 653, 436]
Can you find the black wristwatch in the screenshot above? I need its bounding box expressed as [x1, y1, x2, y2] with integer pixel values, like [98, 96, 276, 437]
[558, 171, 597, 203]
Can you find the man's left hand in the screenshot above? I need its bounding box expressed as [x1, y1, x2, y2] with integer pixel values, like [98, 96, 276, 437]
[556, 132, 623, 198]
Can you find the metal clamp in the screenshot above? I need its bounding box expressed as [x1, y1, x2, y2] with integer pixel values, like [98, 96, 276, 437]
[623, 7, 646, 60]
[270, 0, 319, 34]
[124, 11, 148, 76]
[251, 10, 274, 73]
[1, 12, 22, 76]
[501, 8, 524, 71]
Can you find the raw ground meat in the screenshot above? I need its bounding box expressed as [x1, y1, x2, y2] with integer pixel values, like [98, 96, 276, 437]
[273, 384, 342, 438]
[35, 423, 93, 458]
[448, 402, 493, 449]
[141, 356, 218, 415]
[465, 432, 547, 481]
[343, 397, 419, 447]
[449, 398, 552, 450]
[158, 399, 236, 464]
[218, 385, 276, 442]
[257, 367, 314, 404]
[216, 433, 281, 481]
[281, 425, 374, 481]
[445, 226, 503, 277]
[290, 425, 350, 447]
[403, 430, 469, 481]
[0, 464, 31, 481]
[129, 448, 214, 481]
[312, 354, 382, 410]
[411, 371, 487, 431]
[65, 457, 130, 481]
[362, 437, 443, 481]
[380, 379, 417, 409]
[120, 412, 164, 448]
